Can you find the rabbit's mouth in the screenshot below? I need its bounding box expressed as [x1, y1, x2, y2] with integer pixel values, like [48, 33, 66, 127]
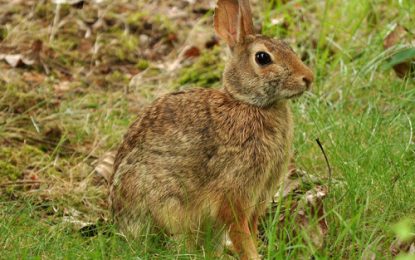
[276, 85, 307, 100]
[287, 91, 305, 99]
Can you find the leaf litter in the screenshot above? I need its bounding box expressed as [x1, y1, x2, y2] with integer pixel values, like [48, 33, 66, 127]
[261, 164, 329, 253]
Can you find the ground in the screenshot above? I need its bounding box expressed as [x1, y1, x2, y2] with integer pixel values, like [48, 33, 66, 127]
[0, 0, 414, 259]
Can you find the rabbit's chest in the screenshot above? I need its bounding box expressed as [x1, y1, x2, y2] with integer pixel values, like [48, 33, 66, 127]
[244, 120, 293, 207]
[242, 108, 294, 195]
[256, 121, 293, 174]
[217, 109, 293, 180]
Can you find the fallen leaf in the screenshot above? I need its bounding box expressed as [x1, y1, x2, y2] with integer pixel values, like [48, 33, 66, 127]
[268, 168, 329, 251]
[54, 81, 71, 93]
[0, 54, 35, 67]
[391, 238, 415, 257]
[383, 48, 415, 78]
[51, 0, 83, 4]
[22, 72, 45, 84]
[183, 46, 201, 59]
[167, 33, 178, 43]
[51, 0, 102, 6]
[297, 185, 329, 249]
[384, 25, 408, 49]
[94, 151, 116, 185]
[383, 25, 415, 78]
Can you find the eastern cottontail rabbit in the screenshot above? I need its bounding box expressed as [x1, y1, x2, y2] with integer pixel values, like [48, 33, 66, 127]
[110, 0, 313, 258]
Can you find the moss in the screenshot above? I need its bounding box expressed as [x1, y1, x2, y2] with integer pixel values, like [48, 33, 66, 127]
[0, 145, 47, 168]
[175, 47, 224, 89]
[0, 161, 21, 181]
[0, 145, 45, 182]
[136, 59, 149, 70]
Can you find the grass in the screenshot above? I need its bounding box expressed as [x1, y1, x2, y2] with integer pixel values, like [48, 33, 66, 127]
[1, 0, 414, 259]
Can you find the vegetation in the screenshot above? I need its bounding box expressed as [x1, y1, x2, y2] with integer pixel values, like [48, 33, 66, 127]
[0, 0, 414, 258]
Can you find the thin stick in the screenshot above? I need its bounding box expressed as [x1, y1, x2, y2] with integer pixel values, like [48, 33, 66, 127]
[316, 138, 332, 191]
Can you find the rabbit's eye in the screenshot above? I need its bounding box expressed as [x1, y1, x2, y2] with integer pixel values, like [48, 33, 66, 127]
[255, 52, 272, 66]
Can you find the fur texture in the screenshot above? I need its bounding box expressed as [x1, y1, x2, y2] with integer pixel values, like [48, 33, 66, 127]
[110, 0, 313, 259]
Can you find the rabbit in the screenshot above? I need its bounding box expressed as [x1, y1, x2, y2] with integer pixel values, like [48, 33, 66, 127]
[110, 0, 314, 259]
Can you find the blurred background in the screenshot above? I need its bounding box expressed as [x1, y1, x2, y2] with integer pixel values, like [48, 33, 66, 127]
[0, 0, 414, 258]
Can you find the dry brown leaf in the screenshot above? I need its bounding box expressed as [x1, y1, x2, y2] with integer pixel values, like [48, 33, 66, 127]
[384, 25, 408, 49]
[167, 33, 178, 43]
[54, 81, 71, 93]
[22, 72, 46, 84]
[183, 46, 201, 59]
[383, 25, 415, 78]
[94, 151, 116, 185]
[270, 168, 329, 251]
[391, 237, 415, 257]
[296, 185, 328, 249]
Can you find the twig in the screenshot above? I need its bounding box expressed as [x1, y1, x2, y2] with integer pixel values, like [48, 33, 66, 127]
[316, 138, 332, 191]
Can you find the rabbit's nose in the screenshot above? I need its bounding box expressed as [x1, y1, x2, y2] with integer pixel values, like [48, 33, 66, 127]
[300, 68, 314, 89]
[302, 75, 312, 89]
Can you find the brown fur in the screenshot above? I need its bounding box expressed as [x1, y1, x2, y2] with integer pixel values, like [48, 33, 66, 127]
[110, 0, 313, 259]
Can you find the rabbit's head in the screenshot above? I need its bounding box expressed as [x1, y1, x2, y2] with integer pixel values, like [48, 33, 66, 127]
[215, 0, 314, 107]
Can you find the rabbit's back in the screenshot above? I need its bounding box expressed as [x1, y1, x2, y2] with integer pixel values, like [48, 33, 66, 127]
[110, 88, 293, 236]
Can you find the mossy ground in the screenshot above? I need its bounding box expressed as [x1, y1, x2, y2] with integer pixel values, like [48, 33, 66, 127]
[1, 0, 414, 259]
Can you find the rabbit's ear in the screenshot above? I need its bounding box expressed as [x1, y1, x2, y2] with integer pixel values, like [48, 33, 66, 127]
[214, 0, 255, 47]
[238, 0, 255, 40]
